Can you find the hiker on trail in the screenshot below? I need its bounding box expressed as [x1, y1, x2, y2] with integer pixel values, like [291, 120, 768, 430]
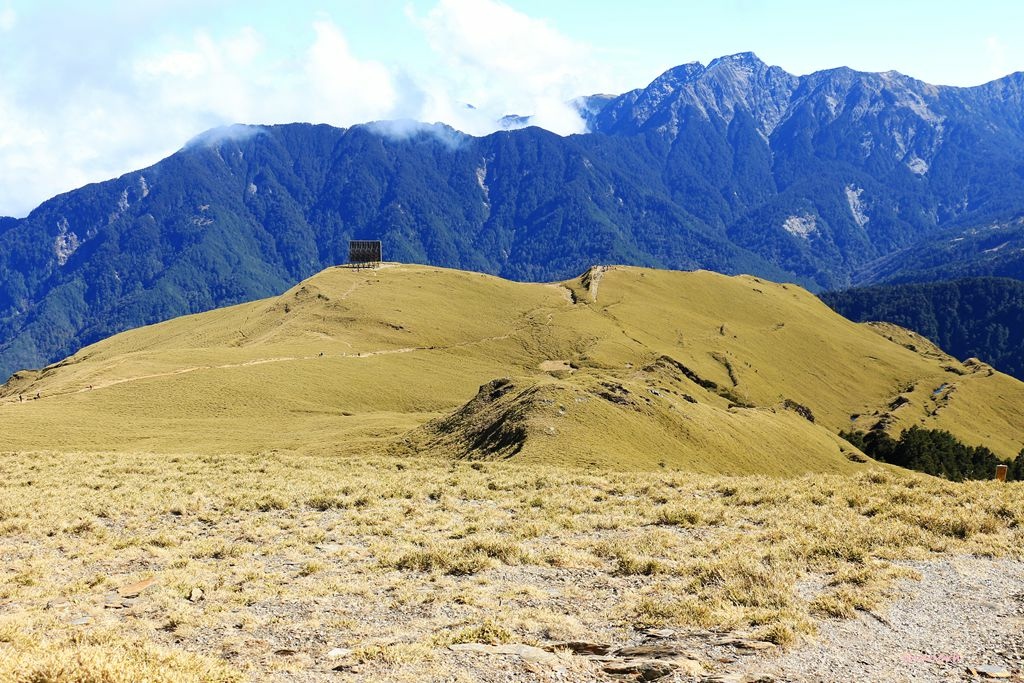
[19, 394, 23, 402]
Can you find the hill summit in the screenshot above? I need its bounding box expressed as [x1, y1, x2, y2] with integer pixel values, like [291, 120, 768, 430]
[3, 264, 1022, 472]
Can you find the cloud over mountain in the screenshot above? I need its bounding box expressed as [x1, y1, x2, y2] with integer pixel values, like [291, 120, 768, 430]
[0, 0, 613, 218]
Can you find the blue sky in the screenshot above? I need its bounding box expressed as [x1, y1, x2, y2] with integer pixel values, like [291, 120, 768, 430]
[1, 0, 1021, 216]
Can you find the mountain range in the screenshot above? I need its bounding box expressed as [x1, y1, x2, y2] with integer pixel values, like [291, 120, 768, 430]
[3, 52, 1024, 380]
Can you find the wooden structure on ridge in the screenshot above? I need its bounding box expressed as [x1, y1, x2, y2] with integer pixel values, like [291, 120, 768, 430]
[348, 240, 382, 269]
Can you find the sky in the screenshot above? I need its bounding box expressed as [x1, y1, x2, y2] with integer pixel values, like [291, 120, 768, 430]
[1, 0, 1022, 217]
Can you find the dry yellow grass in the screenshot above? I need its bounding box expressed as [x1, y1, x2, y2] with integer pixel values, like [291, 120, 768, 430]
[1, 451, 1022, 681]
[2, 264, 1021, 470]
[2, 264, 1023, 680]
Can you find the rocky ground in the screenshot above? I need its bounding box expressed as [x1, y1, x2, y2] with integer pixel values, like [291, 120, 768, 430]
[3, 453, 1024, 682]
[434, 557, 1024, 679]
[424, 557, 1024, 683]
[131, 557, 1018, 683]
[730, 557, 1024, 683]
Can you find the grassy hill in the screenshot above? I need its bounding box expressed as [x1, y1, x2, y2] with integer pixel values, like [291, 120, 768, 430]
[2, 264, 1023, 470]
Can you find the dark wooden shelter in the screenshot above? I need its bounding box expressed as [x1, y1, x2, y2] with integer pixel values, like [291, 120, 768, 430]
[348, 240, 382, 268]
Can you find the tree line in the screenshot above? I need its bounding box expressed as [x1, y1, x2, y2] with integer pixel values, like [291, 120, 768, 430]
[841, 426, 1024, 482]
[822, 277, 1024, 381]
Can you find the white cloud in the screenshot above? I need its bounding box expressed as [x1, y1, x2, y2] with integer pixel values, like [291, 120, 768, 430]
[0, 4, 14, 31]
[0, 20, 407, 217]
[303, 20, 398, 124]
[414, 0, 595, 135]
[133, 28, 270, 126]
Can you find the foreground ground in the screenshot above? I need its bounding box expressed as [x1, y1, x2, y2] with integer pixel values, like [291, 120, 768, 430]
[1, 451, 1022, 682]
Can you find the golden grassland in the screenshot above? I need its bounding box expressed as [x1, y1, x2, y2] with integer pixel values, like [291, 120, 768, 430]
[2, 265, 1024, 680]
[1, 451, 1022, 682]
[2, 264, 1022, 470]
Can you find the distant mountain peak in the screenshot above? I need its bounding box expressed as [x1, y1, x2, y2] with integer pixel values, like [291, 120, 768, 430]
[654, 61, 705, 85]
[648, 53, 772, 89]
[594, 51, 797, 137]
[707, 51, 767, 69]
[589, 49, 1024, 143]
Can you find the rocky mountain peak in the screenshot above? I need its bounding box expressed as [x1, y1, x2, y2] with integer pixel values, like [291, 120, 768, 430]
[706, 51, 767, 70]
[593, 52, 798, 137]
[652, 61, 706, 87]
[590, 52, 1017, 146]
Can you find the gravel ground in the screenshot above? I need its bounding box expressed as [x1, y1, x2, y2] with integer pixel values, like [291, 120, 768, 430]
[320, 556, 1024, 682]
[26, 556, 1024, 682]
[730, 556, 1024, 682]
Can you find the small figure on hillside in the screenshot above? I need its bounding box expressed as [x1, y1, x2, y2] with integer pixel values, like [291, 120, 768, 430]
[34, 392, 40, 400]
[18, 394, 23, 402]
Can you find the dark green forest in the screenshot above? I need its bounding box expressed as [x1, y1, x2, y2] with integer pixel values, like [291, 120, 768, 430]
[842, 427, 1024, 482]
[853, 217, 1024, 285]
[822, 277, 1024, 380]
